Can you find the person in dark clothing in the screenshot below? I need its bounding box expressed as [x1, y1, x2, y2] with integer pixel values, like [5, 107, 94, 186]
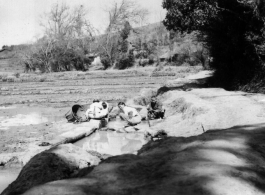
[71, 104, 88, 122]
[147, 96, 165, 120]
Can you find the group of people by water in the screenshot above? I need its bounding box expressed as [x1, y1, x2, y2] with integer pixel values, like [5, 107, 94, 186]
[66, 96, 165, 131]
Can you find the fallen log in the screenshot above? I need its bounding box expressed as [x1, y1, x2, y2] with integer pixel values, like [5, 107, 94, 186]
[39, 120, 101, 148]
[50, 127, 97, 148]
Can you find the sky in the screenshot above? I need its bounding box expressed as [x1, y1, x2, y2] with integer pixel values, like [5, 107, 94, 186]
[0, 0, 166, 48]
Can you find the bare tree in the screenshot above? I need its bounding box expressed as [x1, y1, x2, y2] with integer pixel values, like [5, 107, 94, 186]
[99, 0, 149, 68]
[20, 3, 95, 73]
[106, 0, 149, 32]
[40, 3, 95, 41]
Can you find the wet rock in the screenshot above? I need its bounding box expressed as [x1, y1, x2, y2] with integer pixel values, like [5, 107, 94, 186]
[48, 144, 100, 168]
[1, 152, 75, 195]
[23, 127, 265, 195]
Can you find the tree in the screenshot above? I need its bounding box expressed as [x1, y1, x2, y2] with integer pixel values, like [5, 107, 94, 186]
[106, 0, 149, 32]
[162, 0, 265, 90]
[20, 3, 95, 73]
[40, 3, 95, 41]
[99, 0, 149, 68]
[116, 21, 135, 69]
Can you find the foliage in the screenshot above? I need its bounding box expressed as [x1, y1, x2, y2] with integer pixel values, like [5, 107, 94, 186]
[116, 22, 135, 69]
[116, 50, 135, 69]
[98, 33, 120, 69]
[106, 0, 149, 32]
[98, 0, 148, 68]
[100, 53, 112, 70]
[20, 3, 94, 73]
[162, 0, 265, 90]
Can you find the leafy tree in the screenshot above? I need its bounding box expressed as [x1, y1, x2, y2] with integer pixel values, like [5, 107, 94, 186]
[162, 0, 265, 90]
[99, 0, 148, 68]
[116, 21, 135, 69]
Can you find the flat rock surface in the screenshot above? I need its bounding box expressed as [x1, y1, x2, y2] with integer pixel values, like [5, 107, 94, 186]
[24, 124, 265, 195]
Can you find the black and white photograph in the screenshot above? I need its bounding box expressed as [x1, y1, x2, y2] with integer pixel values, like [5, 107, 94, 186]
[1, 0, 265, 194]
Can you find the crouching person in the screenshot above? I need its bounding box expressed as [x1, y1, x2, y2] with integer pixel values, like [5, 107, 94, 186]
[66, 104, 89, 123]
[147, 96, 165, 120]
[86, 100, 109, 120]
[118, 102, 141, 126]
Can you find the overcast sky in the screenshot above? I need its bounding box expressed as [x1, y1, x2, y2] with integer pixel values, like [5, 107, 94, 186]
[0, 0, 166, 47]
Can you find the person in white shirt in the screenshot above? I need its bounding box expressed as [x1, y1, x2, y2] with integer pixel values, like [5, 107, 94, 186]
[86, 100, 109, 120]
[118, 102, 141, 126]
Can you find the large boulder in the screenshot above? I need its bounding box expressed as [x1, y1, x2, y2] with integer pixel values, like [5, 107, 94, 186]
[1, 144, 100, 195]
[23, 125, 265, 195]
[1, 152, 75, 195]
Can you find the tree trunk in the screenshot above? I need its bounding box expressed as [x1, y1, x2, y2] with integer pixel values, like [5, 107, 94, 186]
[50, 128, 97, 148]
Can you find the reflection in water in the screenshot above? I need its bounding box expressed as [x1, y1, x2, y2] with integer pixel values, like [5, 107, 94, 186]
[75, 131, 147, 156]
[0, 169, 20, 193]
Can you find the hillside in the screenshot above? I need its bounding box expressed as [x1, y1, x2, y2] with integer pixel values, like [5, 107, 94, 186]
[0, 45, 29, 73]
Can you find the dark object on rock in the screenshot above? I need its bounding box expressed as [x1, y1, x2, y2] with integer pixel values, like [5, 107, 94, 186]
[39, 142, 50, 146]
[152, 129, 168, 140]
[1, 152, 75, 195]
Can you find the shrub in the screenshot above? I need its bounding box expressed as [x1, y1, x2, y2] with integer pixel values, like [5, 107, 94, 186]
[138, 59, 149, 67]
[148, 54, 156, 64]
[100, 55, 111, 70]
[116, 50, 135, 70]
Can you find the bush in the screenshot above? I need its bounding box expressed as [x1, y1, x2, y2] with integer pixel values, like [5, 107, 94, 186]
[138, 59, 149, 67]
[100, 55, 112, 70]
[116, 50, 135, 70]
[148, 54, 156, 64]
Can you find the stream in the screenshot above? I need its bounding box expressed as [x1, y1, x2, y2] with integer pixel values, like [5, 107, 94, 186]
[0, 105, 148, 192]
[0, 168, 21, 193]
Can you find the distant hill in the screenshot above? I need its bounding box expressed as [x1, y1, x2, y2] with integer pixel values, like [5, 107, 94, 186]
[0, 45, 28, 73]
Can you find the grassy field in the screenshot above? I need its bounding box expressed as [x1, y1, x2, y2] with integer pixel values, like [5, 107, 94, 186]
[0, 65, 203, 108]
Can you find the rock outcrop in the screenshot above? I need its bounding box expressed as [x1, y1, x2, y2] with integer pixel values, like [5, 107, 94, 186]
[23, 125, 265, 195]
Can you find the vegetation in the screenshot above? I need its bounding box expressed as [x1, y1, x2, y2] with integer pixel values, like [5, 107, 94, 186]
[20, 3, 95, 73]
[162, 0, 265, 91]
[98, 0, 148, 69]
[1, 1, 210, 74]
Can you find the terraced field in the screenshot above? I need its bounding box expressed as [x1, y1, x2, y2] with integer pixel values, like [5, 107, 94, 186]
[0, 68, 191, 107]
